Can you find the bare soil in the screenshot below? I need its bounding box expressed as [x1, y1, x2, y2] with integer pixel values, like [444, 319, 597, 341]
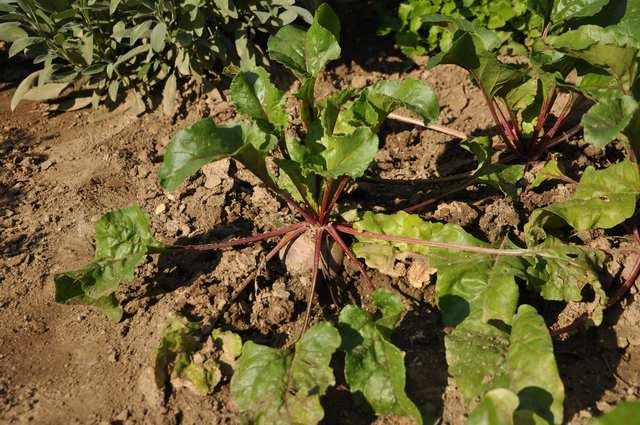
[1, 28, 639, 425]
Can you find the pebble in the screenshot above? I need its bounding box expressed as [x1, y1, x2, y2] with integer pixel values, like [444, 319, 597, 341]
[39, 159, 55, 170]
[154, 203, 166, 215]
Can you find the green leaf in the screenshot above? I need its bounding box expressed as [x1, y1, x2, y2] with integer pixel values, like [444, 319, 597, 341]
[446, 305, 564, 424]
[305, 127, 378, 179]
[155, 315, 225, 395]
[476, 164, 525, 201]
[275, 158, 318, 210]
[230, 321, 340, 425]
[268, 25, 307, 78]
[467, 388, 519, 425]
[159, 119, 277, 191]
[54, 205, 163, 321]
[349, 78, 440, 130]
[525, 160, 640, 237]
[351, 211, 523, 326]
[11, 70, 40, 111]
[150, 22, 167, 53]
[507, 305, 564, 424]
[230, 67, 288, 132]
[8, 36, 43, 58]
[267, 4, 340, 79]
[0, 22, 27, 42]
[591, 401, 640, 425]
[109, 0, 122, 15]
[339, 289, 422, 424]
[304, 3, 341, 76]
[530, 159, 570, 189]
[23, 82, 69, 102]
[581, 95, 638, 148]
[526, 236, 607, 324]
[551, 0, 609, 23]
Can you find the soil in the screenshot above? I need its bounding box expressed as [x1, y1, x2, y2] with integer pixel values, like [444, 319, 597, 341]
[1, 17, 639, 425]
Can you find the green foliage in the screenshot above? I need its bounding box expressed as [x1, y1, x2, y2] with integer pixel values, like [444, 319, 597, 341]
[159, 3, 439, 216]
[384, 0, 538, 57]
[351, 211, 605, 326]
[54, 205, 164, 322]
[530, 159, 570, 189]
[230, 321, 340, 425]
[526, 159, 640, 239]
[0, 0, 315, 111]
[338, 289, 422, 424]
[590, 401, 640, 425]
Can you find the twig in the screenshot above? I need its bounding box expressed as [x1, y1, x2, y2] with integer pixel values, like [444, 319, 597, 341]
[402, 177, 476, 213]
[544, 124, 582, 150]
[387, 112, 468, 140]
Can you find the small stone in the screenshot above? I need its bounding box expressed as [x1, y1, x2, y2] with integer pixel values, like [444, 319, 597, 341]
[154, 203, 166, 215]
[179, 223, 191, 236]
[166, 193, 176, 201]
[115, 409, 129, 421]
[39, 159, 55, 170]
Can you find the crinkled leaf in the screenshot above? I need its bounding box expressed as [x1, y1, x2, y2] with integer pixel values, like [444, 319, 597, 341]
[159, 119, 276, 191]
[230, 67, 287, 132]
[581, 95, 638, 148]
[339, 289, 422, 424]
[230, 321, 340, 425]
[526, 237, 607, 324]
[351, 211, 524, 326]
[530, 159, 570, 189]
[446, 305, 564, 424]
[591, 401, 640, 425]
[525, 160, 640, 239]
[268, 25, 307, 78]
[54, 205, 163, 321]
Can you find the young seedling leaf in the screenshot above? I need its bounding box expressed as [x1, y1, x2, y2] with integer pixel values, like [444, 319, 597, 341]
[267, 3, 340, 79]
[159, 118, 277, 191]
[339, 288, 422, 424]
[525, 159, 640, 240]
[230, 321, 340, 425]
[230, 67, 288, 132]
[54, 205, 163, 322]
[476, 164, 525, 200]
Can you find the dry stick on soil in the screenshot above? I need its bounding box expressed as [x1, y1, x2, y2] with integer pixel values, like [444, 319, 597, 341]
[325, 224, 375, 290]
[387, 112, 468, 140]
[544, 124, 583, 150]
[211, 226, 308, 326]
[175, 222, 307, 251]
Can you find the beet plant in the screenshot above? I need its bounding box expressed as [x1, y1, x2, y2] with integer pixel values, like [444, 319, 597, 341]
[389, 1, 637, 162]
[52, 3, 624, 424]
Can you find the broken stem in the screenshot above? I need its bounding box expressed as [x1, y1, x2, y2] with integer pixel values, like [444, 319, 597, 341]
[403, 177, 476, 213]
[175, 222, 307, 251]
[544, 124, 582, 150]
[387, 112, 468, 140]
